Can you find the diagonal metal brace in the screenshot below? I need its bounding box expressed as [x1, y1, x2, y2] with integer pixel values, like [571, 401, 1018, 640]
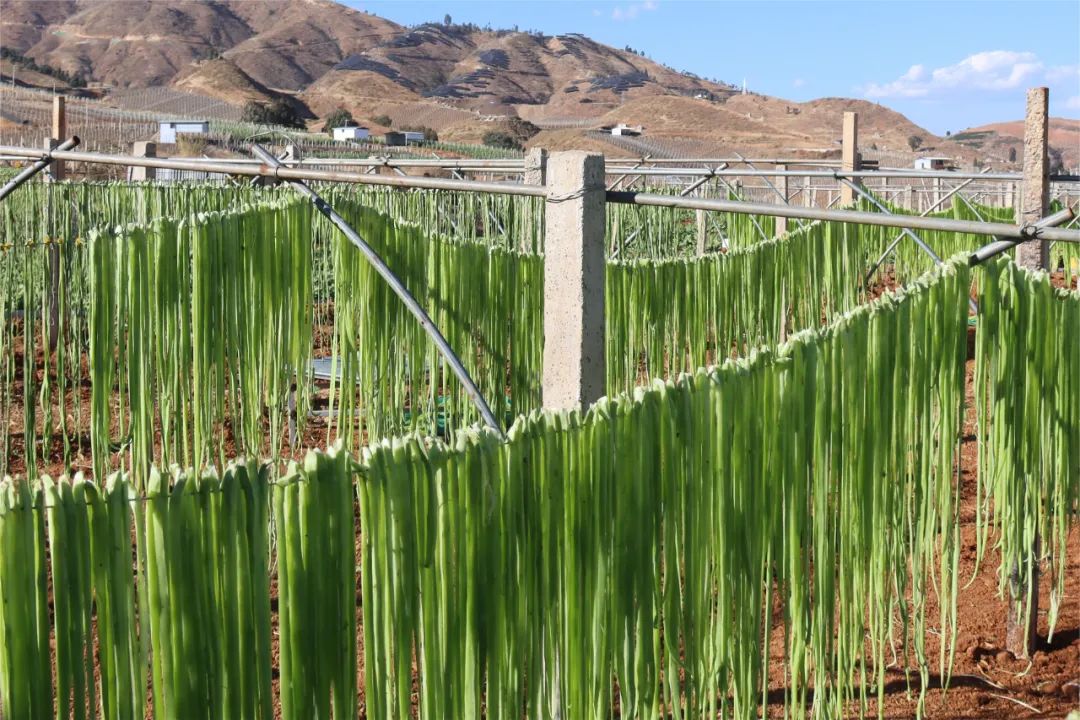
[250, 143, 506, 438]
[0, 136, 80, 203]
[968, 208, 1074, 266]
[838, 176, 977, 313]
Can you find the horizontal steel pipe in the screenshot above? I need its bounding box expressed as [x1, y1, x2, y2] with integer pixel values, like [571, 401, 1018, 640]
[604, 166, 1029, 181]
[606, 190, 1080, 243]
[969, 208, 1075, 265]
[0, 136, 80, 202]
[0, 144, 547, 197]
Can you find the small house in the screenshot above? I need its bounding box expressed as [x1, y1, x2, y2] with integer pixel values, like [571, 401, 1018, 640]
[385, 130, 425, 146]
[914, 156, 956, 171]
[611, 123, 643, 137]
[159, 120, 209, 144]
[332, 126, 369, 142]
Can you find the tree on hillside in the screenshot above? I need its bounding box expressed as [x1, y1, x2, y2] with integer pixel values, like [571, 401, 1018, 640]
[444, 14, 452, 25]
[372, 114, 393, 127]
[1008, 147, 1017, 163]
[242, 99, 304, 128]
[907, 134, 923, 151]
[322, 108, 355, 135]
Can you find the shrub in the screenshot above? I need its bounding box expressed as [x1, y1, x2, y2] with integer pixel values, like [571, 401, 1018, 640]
[322, 109, 355, 135]
[241, 99, 304, 128]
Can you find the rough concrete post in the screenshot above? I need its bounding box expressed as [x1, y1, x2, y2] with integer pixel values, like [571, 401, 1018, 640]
[840, 111, 859, 205]
[131, 141, 157, 181]
[523, 147, 548, 253]
[542, 152, 605, 411]
[774, 163, 789, 236]
[1015, 87, 1049, 270]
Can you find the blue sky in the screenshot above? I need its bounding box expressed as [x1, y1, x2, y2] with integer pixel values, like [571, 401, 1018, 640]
[350, 1, 1080, 134]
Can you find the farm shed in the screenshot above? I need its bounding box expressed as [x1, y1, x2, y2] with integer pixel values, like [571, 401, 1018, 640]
[158, 120, 209, 144]
[384, 130, 425, 146]
[332, 126, 369, 141]
[611, 123, 643, 136]
[914, 156, 957, 170]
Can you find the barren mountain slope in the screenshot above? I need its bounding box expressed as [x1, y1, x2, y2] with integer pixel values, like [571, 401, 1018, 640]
[0, 0, 400, 89]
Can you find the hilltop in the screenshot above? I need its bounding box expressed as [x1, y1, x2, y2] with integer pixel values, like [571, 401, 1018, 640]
[1, 0, 1073, 165]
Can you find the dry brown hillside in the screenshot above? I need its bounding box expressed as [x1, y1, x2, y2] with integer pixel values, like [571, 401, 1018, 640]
[949, 118, 1079, 170]
[1, 0, 1069, 166]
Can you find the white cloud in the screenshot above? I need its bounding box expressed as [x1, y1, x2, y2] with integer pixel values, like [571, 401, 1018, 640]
[863, 51, 1062, 99]
[592, 8, 602, 16]
[611, 0, 657, 21]
[1066, 95, 1080, 110]
[1046, 64, 1080, 83]
[792, 78, 806, 88]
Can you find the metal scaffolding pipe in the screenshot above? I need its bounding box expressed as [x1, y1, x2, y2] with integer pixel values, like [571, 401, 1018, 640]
[0, 145, 548, 198]
[0, 137, 80, 202]
[605, 190, 1080, 243]
[250, 143, 506, 437]
[603, 166, 1034, 181]
[605, 157, 844, 166]
[969, 208, 1075, 265]
[865, 169, 993, 284]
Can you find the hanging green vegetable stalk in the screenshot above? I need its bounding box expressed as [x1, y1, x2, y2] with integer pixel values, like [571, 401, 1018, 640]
[0, 479, 51, 720]
[975, 257, 1080, 651]
[144, 461, 273, 718]
[274, 445, 356, 720]
[357, 257, 972, 720]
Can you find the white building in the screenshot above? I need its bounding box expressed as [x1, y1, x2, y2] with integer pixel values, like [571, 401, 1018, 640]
[914, 156, 956, 171]
[402, 130, 425, 144]
[332, 126, 370, 142]
[158, 120, 209, 144]
[611, 123, 643, 137]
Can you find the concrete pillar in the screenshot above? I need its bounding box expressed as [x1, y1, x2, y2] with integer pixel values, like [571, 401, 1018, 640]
[803, 176, 813, 207]
[774, 163, 789, 236]
[840, 111, 859, 205]
[523, 147, 548, 253]
[1015, 87, 1049, 270]
[933, 177, 943, 209]
[542, 151, 605, 411]
[525, 147, 548, 186]
[131, 141, 157, 181]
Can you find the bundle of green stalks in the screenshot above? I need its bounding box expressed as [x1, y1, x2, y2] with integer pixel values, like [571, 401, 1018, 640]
[974, 258, 1080, 652]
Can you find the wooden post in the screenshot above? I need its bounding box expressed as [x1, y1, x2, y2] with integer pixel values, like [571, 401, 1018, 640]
[523, 147, 547, 254]
[695, 210, 707, 255]
[51, 96, 66, 181]
[840, 111, 859, 205]
[803, 176, 813, 207]
[1015, 87, 1050, 269]
[933, 177, 943, 209]
[774, 163, 789, 236]
[1005, 87, 1049, 660]
[46, 95, 65, 351]
[542, 152, 605, 410]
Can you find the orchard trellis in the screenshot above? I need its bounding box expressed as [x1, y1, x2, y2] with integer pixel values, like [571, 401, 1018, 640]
[0, 88, 1077, 718]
